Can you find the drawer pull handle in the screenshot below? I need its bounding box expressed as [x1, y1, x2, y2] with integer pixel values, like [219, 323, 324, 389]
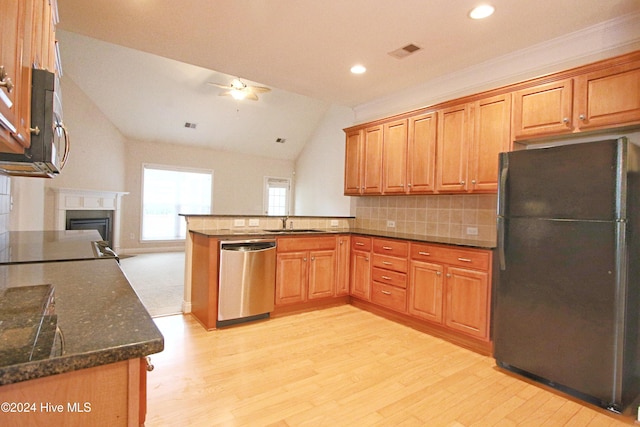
[382, 261, 392, 265]
[381, 276, 392, 280]
[383, 246, 393, 250]
[418, 251, 430, 256]
[457, 257, 472, 263]
[355, 242, 365, 246]
[381, 290, 392, 295]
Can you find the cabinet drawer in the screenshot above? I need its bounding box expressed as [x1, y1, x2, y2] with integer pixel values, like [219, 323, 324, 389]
[351, 236, 372, 251]
[411, 243, 490, 270]
[277, 236, 336, 252]
[372, 253, 407, 273]
[372, 267, 407, 288]
[372, 238, 409, 257]
[371, 282, 407, 313]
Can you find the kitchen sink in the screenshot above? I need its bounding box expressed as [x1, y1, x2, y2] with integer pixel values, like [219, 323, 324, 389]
[263, 229, 324, 233]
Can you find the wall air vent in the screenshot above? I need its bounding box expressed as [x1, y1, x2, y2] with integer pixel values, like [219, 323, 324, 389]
[184, 122, 197, 129]
[388, 43, 422, 59]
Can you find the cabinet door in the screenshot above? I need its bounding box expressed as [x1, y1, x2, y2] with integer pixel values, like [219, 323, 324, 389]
[344, 129, 363, 195]
[409, 260, 444, 323]
[436, 104, 470, 192]
[363, 125, 383, 194]
[407, 112, 437, 193]
[275, 251, 308, 305]
[469, 94, 512, 193]
[382, 119, 408, 194]
[308, 249, 336, 300]
[350, 250, 371, 300]
[512, 78, 573, 140]
[335, 236, 350, 296]
[574, 60, 640, 131]
[444, 267, 489, 340]
[0, 0, 27, 152]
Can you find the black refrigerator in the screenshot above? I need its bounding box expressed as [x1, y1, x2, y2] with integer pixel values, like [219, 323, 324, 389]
[493, 137, 640, 413]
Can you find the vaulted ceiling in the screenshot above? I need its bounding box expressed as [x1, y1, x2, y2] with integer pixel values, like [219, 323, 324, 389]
[56, 0, 640, 160]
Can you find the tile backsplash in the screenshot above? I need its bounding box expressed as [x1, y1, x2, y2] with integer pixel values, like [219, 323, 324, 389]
[354, 194, 497, 242]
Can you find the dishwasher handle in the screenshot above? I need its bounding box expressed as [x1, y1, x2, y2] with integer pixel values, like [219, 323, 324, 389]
[220, 240, 276, 252]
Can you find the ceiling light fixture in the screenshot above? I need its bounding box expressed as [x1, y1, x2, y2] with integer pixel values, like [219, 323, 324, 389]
[469, 4, 495, 19]
[350, 64, 366, 74]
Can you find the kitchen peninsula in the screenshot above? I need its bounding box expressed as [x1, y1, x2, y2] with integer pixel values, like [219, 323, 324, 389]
[0, 231, 163, 426]
[182, 214, 495, 355]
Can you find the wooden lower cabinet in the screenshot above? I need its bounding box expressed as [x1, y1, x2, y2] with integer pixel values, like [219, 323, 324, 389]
[409, 242, 492, 341]
[409, 260, 444, 323]
[349, 236, 371, 300]
[445, 266, 490, 339]
[0, 358, 147, 427]
[275, 236, 337, 306]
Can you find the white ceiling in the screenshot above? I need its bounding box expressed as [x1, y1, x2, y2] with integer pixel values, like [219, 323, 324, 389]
[56, 0, 640, 160]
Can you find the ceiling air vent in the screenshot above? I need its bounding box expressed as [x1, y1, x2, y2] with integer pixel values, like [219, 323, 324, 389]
[275, 138, 286, 143]
[388, 43, 422, 59]
[184, 122, 197, 129]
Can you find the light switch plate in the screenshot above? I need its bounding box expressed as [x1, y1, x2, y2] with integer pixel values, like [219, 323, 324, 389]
[248, 219, 260, 227]
[466, 227, 478, 235]
[330, 220, 339, 227]
[234, 219, 246, 227]
[387, 220, 396, 228]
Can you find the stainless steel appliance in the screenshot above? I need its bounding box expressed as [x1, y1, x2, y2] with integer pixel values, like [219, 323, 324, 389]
[0, 68, 69, 177]
[218, 239, 276, 327]
[494, 138, 640, 413]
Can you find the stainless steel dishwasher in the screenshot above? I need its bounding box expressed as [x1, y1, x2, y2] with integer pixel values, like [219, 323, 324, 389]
[218, 239, 276, 327]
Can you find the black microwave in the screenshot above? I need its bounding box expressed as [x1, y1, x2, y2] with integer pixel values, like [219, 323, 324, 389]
[0, 68, 69, 178]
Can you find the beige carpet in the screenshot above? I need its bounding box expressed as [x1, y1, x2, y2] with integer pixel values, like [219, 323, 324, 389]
[119, 252, 184, 317]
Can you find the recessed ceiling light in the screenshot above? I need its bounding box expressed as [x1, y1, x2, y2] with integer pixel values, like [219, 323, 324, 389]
[469, 4, 495, 19]
[350, 64, 366, 74]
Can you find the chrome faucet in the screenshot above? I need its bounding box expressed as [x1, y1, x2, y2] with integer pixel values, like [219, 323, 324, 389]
[281, 216, 288, 230]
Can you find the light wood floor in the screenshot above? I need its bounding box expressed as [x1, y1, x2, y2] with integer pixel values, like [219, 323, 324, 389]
[146, 305, 636, 426]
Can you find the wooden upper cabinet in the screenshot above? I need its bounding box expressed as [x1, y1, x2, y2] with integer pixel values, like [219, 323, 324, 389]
[0, 0, 27, 152]
[512, 78, 574, 140]
[362, 125, 383, 194]
[469, 94, 512, 192]
[382, 119, 408, 194]
[407, 112, 437, 193]
[573, 59, 640, 131]
[436, 104, 470, 193]
[344, 129, 363, 195]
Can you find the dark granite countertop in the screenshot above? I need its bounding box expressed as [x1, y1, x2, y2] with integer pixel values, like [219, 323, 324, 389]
[0, 259, 164, 386]
[0, 230, 106, 264]
[190, 228, 496, 249]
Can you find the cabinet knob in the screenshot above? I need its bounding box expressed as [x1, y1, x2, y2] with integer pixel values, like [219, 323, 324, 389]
[365, 257, 369, 262]
[579, 114, 586, 121]
[407, 183, 412, 187]
[303, 257, 307, 262]
[471, 179, 476, 185]
[563, 117, 570, 124]
[311, 256, 315, 261]
[436, 271, 442, 276]
[29, 127, 40, 135]
[145, 356, 154, 372]
[460, 181, 465, 185]
[446, 273, 451, 278]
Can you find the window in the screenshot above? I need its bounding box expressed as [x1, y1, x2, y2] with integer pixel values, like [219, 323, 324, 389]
[264, 177, 291, 216]
[142, 165, 213, 240]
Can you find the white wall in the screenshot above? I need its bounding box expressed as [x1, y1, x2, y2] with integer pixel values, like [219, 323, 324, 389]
[121, 138, 294, 251]
[294, 105, 353, 216]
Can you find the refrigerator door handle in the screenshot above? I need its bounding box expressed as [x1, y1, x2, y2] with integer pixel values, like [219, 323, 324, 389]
[497, 153, 508, 270]
[497, 216, 506, 270]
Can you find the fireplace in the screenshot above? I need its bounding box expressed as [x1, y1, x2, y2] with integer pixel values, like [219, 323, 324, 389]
[52, 188, 128, 251]
[66, 210, 113, 247]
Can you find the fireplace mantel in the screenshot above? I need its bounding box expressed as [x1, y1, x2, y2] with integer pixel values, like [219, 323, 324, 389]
[51, 188, 128, 251]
